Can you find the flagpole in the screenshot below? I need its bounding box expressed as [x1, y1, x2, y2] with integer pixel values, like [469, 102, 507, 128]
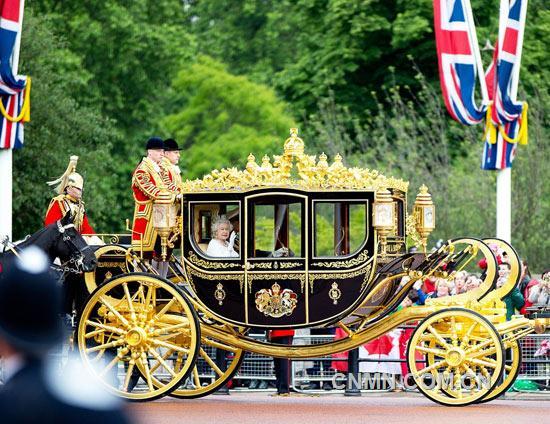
[495, 0, 527, 243]
[0, 0, 25, 242]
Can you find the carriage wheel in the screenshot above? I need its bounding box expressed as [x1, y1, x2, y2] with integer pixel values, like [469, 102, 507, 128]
[407, 308, 504, 406]
[477, 339, 522, 403]
[168, 329, 245, 399]
[77, 273, 200, 401]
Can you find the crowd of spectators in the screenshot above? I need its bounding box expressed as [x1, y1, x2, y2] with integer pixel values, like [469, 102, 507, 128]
[327, 245, 549, 391]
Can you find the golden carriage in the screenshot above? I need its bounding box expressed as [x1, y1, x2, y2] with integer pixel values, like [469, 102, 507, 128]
[78, 129, 548, 405]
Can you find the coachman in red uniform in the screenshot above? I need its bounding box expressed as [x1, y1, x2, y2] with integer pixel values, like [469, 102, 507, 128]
[44, 155, 95, 234]
[131, 137, 178, 258]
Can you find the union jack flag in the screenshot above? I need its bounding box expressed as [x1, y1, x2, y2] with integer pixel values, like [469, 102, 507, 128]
[482, 0, 528, 170]
[433, 0, 488, 126]
[0, 0, 28, 150]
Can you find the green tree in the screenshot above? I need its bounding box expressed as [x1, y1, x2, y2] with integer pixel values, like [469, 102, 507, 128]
[13, 12, 122, 237]
[306, 72, 548, 271]
[162, 56, 295, 178]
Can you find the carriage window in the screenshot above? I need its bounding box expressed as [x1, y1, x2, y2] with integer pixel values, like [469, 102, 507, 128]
[191, 202, 240, 258]
[251, 201, 303, 258]
[314, 201, 367, 257]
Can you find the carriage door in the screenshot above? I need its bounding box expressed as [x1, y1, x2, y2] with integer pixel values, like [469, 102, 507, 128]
[244, 193, 308, 327]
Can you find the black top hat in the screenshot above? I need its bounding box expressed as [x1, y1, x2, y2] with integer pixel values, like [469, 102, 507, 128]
[163, 138, 182, 151]
[0, 247, 64, 356]
[145, 136, 164, 150]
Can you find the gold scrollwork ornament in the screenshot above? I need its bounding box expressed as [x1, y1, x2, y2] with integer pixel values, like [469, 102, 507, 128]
[328, 282, 342, 305]
[255, 283, 298, 318]
[214, 283, 226, 305]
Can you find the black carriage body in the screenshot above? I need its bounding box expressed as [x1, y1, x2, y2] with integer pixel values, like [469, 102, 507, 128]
[181, 187, 407, 329]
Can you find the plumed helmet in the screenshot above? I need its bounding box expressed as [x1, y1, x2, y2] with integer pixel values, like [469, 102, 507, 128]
[47, 155, 84, 194]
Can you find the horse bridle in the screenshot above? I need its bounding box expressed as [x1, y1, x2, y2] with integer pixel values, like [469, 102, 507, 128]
[54, 221, 92, 274]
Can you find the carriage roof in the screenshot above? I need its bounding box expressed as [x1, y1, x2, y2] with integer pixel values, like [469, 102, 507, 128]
[181, 128, 409, 195]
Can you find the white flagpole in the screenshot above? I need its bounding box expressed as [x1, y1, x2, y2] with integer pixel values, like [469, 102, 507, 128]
[496, 0, 527, 243]
[0, 0, 25, 242]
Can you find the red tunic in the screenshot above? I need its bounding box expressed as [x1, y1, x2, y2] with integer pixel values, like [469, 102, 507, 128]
[131, 158, 173, 252]
[44, 195, 95, 234]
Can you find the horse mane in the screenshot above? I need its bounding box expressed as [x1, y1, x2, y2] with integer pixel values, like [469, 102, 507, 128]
[16, 225, 52, 249]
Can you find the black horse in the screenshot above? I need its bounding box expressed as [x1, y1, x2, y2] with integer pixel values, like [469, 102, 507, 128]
[1, 213, 97, 314]
[1, 213, 96, 271]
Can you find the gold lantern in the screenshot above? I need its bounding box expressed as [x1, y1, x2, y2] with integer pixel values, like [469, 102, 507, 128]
[373, 188, 395, 257]
[152, 190, 177, 261]
[413, 185, 435, 253]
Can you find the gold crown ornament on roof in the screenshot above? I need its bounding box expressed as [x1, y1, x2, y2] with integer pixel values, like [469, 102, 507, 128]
[181, 129, 409, 193]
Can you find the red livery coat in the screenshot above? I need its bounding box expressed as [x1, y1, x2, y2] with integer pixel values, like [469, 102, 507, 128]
[131, 157, 173, 252]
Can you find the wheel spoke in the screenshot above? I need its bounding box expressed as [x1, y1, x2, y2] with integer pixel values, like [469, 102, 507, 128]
[469, 346, 498, 359]
[450, 316, 458, 345]
[427, 325, 450, 349]
[154, 297, 177, 320]
[145, 285, 156, 309]
[460, 322, 478, 349]
[122, 282, 136, 321]
[465, 338, 494, 355]
[202, 338, 238, 353]
[99, 350, 125, 378]
[85, 329, 105, 339]
[417, 359, 448, 376]
[153, 322, 190, 336]
[149, 348, 174, 373]
[85, 320, 126, 335]
[123, 360, 136, 391]
[140, 353, 154, 391]
[192, 366, 201, 388]
[148, 348, 177, 378]
[152, 339, 190, 354]
[470, 358, 498, 368]
[200, 348, 223, 377]
[99, 296, 131, 329]
[415, 345, 446, 356]
[86, 339, 124, 353]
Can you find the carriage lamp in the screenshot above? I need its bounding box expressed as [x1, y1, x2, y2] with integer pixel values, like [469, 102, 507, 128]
[413, 185, 435, 254]
[153, 190, 177, 261]
[373, 188, 396, 257]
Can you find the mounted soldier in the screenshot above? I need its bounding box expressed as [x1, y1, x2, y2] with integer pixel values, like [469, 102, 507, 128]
[45, 156, 100, 316]
[45, 156, 95, 236]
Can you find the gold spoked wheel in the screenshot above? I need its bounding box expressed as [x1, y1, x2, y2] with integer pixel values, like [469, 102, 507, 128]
[77, 273, 200, 401]
[407, 308, 504, 406]
[168, 329, 245, 399]
[477, 339, 521, 403]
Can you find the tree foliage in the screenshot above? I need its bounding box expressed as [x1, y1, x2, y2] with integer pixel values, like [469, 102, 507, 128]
[13, 11, 121, 236]
[9, 1, 549, 271]
[162, 57, 295, 178]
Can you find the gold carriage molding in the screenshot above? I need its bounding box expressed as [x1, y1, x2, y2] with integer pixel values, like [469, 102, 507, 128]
[181, 128, 409, 193]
